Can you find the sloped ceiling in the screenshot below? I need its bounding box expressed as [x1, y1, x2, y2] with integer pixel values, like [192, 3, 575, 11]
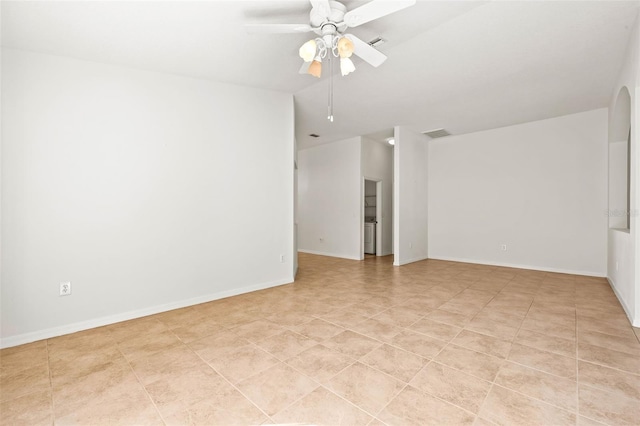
[2, 1, 638, 149]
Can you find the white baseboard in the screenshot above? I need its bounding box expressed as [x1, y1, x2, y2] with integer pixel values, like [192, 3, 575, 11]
[393, 255, 430, 266]
[427, 256, 606, 278]
[607, 277, 639, 327]
[298, 249, 361, 261]
[0, 277, 293, 349]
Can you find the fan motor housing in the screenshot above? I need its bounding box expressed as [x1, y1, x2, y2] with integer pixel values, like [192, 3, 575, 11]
[310, 1, 347, 27]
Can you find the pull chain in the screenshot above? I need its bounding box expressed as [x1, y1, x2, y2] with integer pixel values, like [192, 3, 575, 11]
[327, 53, 334, 122]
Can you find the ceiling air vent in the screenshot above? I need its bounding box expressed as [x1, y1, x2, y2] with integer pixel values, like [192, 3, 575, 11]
[368, 37, 386, 47]
[422, 128, 451, 139]
[309, 133, 320, 138]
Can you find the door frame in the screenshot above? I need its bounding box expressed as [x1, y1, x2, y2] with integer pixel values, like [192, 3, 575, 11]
[361, 177, 383, 258]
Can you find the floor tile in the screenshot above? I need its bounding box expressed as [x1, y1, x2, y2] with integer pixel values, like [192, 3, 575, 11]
[237, 362, 318, 416]
[143, 365, 231, 417]
[515, 329, 576, 358]
[480, 384, 576, 425]
[578, 341, 640, 374]
[425, 309, 473, 328]
[410, 362, 492, 414]
[465, 316, 520, 341]
[289, 318, 345, 340]
[171, 319, 226, 343]
[322, 330, 381, 359]
[349, 318, 402, 342]
[389, 329, 448, 359]
[578, 329, 640, 356]
[107, 317, 168, 342]
[231, 319, 284, 342]
[52, 361, 139, 416]
[188, 329, 250, 361]
[371, 307, 424, 327]
[321, 309, 370, 328]
[0, 390, 52, 426]
[254, 329, 317, 361]
[435, 344, 503, 382]
[578, 384, 640, 425]
[285, 344, 354, 382]
[3, 254, 637, 425]
[377, 385, 475, 426]
[452, 330, 512, 359]
[49, 346, 126, 387]
[0, 342, 48, 373]
[360, 344, 429, 383]
[271, 386, 373, 425]
[117, 330, 183, 361]
[408, 318, 463, 342]
[495, 361, 577, 411]
[507, 343, 576, 379]
[0, 362, 50, 402]
[578, 360, 640, 401]
[163, 386, 269, 425]
[325, 362, 405, 416]
[207, 344, 279, 383]
[520, 317, 576, 341]
[130, 345, 207, 385]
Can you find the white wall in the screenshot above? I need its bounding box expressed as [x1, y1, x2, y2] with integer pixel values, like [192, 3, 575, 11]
[1, 49, 295, 347]
[362, 138, 393, 256]
[393, 127, 429, 266]
[428, 109, 608, 277]
[297, 137, 362, 260]
[608, 16, 639, 326]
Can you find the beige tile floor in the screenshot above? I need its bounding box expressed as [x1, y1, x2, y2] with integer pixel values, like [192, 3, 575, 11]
[2, 253, 640, 425]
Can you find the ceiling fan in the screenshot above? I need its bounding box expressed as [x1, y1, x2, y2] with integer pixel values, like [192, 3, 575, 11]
[246, 0, 416, 75]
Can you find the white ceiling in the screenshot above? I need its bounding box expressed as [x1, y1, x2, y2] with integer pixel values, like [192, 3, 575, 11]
[2, 1, 638, 149]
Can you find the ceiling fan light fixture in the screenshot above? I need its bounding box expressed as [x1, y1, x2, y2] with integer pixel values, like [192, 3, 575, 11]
[337, 36, 354, 58]
[308, 57, 322, 78]
[340, 57, 355, 76]
[299, 39, 317, 62]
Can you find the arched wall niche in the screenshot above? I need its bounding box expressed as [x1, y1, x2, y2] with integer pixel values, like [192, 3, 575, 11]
[609, 86, 631, 230]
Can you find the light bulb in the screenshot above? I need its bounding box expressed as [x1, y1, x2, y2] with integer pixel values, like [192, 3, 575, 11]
[299, 39, 317, 62]
[337, 37, 354, 58]
[340, 57, 355, 76]
[308, 58, 322, 78]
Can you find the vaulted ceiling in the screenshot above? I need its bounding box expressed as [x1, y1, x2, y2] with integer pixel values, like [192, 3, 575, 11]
[2, 1, 638, 149]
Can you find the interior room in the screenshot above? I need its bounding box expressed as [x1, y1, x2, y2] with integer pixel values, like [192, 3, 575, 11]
[2, 1, 640, 425]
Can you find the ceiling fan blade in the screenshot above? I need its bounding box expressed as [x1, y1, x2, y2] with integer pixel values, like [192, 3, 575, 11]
[299, 61, 311, 74]
[344, 34, 387, 67]
[344, 0, 416, 28]
[244, 24, 313, 34]
[310, 0, 331, 19]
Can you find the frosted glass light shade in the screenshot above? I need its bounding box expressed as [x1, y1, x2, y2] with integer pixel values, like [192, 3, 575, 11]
[299, 39, 317, 62]
[337, 37, 354, 58]
[340, 57, 355, 76]
[309, 59, 322, 78]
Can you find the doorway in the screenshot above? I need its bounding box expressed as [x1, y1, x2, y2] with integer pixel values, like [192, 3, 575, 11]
[363, 178, 383, 257]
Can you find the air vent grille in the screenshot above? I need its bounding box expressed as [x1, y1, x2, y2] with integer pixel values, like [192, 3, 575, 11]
[422, 128, 450, 138]
[368, 37, 386, 47]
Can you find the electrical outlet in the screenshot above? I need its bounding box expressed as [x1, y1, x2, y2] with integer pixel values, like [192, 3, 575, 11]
[60, 282, 71, 296]
[500, 244, 507, 251]
[280, 254, 285, 263]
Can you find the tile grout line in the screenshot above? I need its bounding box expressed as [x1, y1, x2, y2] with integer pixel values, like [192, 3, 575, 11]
[45, 339, 55, 423]
[190, 342, 275, 422]
[115, 330, 169, 426]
